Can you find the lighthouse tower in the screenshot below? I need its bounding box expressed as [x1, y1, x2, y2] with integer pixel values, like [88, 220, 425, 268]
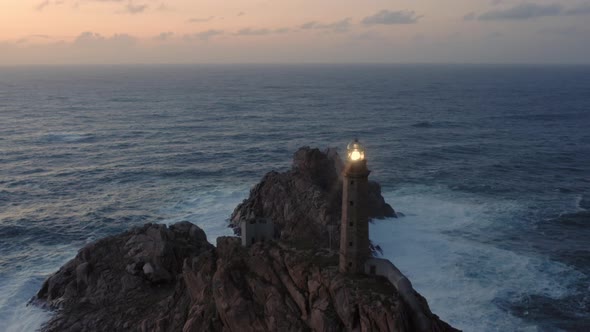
[339, 139, 370, 273]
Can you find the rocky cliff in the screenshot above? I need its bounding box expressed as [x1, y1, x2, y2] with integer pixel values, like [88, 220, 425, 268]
[34, 222, 457, 332]
[230, 147, 396, 246]
[33, 147, 458, 332]
[33, 222, 211, 331]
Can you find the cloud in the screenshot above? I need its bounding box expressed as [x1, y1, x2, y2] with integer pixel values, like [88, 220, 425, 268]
[73, 31, 136, 47]
[362, 10, 421, 25]
[185, 29, 224, 41]
[156, 3, 173, 12]
[237, 12, 245, 17]
[354, 30, 382, 41]
[35, 0, 65, 11]
[188, 16, 214, 23]
[322, 18, 352, 32]
[154, 32, 174, 41]
[125, 2, 148, 14]
[235, 28, 271, 36]
[274, 28, 290, 34]
[73, 32, 106, 46]
[14, 34, 53, 45]
[473, 3, 590, 21]
[35, 0, 51, 11]
[300, 18, 352, 32]
[234, 27, 290, 36]
[300, 21, 318, 30]
[477, 3, 563, 20]
[109, 33, 137, 46]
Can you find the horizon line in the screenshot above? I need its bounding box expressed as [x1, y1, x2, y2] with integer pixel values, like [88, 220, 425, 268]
[2, 61, 590, 68]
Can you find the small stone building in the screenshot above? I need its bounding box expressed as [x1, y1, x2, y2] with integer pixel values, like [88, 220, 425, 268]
[241, 218, 274, 247]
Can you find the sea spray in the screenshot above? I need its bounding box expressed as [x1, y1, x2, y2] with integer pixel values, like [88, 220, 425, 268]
[371, 186, 585, 331]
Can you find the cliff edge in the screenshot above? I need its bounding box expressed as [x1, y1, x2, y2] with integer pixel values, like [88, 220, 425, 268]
[33, 147, 459, 332]
[230, 147, 396, 246]
[34, 222, 458, 331]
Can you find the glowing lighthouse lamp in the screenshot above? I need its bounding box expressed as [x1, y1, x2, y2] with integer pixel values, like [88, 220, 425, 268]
[347, 139, 365, 162]
[339, 139, 371, 274]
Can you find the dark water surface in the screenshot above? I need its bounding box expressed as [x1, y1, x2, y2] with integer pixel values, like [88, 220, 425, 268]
[1, 64, 589, 331]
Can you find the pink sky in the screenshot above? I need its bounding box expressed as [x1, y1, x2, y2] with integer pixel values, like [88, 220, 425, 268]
[1, 0, 589, 64]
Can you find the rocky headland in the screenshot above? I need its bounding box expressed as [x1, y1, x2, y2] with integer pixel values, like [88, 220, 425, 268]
[230, 147, 396, 247]
[32, 147, 459, 332]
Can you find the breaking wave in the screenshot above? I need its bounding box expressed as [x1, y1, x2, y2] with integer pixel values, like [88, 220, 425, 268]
[371, 186, 587, 331]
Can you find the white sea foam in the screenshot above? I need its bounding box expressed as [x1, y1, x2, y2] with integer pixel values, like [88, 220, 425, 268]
[39, 132, 93, 143]
[0, 185, 246, 331]
[371, 185, 582, 332]
[2, 299, 50, 332]
[6, 183, 580, 331]
[0, 247, 77, 332]
[160, 185, 249, 244]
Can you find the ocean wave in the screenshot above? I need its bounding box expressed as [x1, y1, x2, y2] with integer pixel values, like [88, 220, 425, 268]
[410, 120, 470, 129]
[371, 185, 587, 331]
[107, 97, 142, 103]
[159, 185, 248, 245]
[0, 249, 79, 332]
[38, 133, 96, 143]
[1, 64, 588, 331]
[492, 112, 590, 122]
[577, 195, 589, 211]
[412, 121, 433, 128]
[1, 295, 49, 332]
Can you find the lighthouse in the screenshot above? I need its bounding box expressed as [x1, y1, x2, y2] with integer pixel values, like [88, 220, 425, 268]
[339, 139, 370, 273]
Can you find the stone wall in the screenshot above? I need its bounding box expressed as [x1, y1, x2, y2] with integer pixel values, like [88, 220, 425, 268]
[365, 258, 432, 332]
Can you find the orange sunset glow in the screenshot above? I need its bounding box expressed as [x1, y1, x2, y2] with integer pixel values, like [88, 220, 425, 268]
[1, 0, 589, 64]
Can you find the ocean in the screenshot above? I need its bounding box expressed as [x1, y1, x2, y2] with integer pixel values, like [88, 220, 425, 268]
[0, 64, 588, 331]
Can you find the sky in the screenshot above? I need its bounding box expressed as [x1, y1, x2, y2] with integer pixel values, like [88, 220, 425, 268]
[1, 0, 589, 65]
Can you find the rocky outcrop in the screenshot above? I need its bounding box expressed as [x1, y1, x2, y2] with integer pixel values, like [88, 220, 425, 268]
[212, 237, 456, 332]
[33, 222, 214, 332]
[34, 222, 458, 332]
[33, 147, 457, 331]
[230, 147, 396, 245]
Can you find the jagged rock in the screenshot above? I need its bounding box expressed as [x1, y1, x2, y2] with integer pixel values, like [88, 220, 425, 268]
[33, 221, 214, 332]
[230, 147, 396, 245]
[33, 148, 458, 332]
[34, 222, 459, 332]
